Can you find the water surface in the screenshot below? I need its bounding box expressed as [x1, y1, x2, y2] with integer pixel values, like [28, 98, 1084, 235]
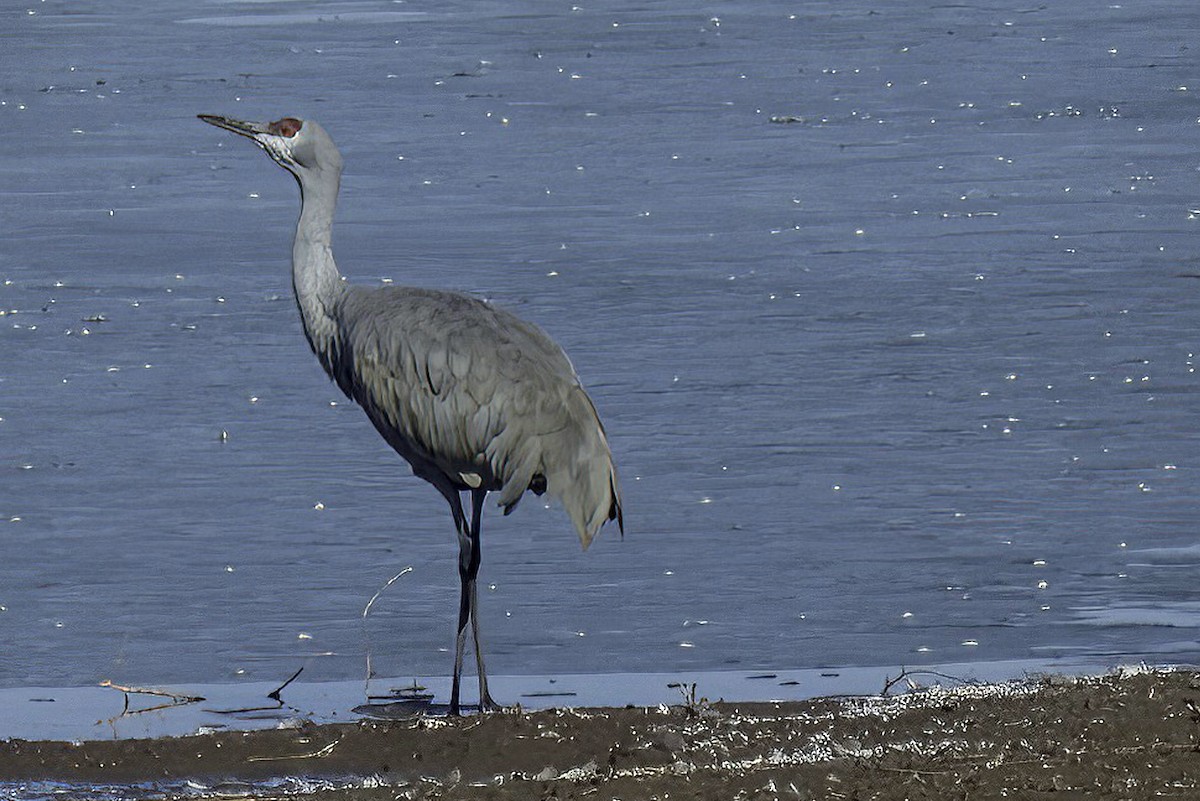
[3, 0, 1200, 732]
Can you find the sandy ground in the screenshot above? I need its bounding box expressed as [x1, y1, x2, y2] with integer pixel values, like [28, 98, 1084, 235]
[2, 667, 1198, 799]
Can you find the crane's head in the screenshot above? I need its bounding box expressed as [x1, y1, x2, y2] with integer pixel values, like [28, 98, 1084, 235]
[198, 114, 343, 180]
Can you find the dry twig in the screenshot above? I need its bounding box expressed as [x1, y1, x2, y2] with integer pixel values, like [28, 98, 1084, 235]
[99, 680, 204, 706]
[362, 566, 414, 697]
[247, 737, 342, 762]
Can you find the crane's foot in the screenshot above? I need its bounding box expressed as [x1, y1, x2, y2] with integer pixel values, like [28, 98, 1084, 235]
[446, 700, 503, 716]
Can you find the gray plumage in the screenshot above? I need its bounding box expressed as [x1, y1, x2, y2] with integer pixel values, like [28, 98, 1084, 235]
[198, 114, 622, 713]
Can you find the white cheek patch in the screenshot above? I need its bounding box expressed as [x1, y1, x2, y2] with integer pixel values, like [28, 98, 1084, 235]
[255, 134, 296, 167]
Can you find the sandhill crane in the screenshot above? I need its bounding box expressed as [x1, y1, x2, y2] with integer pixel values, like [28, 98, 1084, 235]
[198, 114, 623, 714]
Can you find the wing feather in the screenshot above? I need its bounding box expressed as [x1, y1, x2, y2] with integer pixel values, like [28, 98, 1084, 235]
[330, 285, 621, 546]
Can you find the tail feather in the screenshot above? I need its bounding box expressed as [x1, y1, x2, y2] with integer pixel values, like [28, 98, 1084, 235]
[502, 385, 621, 549]
[548, 440, 621, 549]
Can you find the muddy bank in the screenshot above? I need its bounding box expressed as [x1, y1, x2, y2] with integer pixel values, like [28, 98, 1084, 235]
[2, 667, 1197, 799]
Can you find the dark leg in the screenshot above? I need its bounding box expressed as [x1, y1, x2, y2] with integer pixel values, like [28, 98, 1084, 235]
[468, 488, 499, 711]
[446, 491, 471, 716]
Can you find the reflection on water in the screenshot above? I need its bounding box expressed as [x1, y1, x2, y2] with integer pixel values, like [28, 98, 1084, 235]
[2, 0, 1200, 712]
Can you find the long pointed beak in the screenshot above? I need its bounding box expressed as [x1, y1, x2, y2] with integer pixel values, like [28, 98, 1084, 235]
[197, 114, 270, 139]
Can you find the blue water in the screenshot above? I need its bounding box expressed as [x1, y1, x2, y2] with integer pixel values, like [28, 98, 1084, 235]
[3, 0, 1200, 738]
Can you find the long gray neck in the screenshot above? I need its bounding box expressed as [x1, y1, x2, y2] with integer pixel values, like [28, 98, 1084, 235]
[292, 168, 346, 372]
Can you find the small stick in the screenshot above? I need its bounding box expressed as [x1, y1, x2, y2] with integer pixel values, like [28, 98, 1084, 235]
[363, 566, 415, 618]
[98, 680, 203, 727]
[99, 680, 204, 704]
[268, 666, 305, 702]
[247, 737, 341, 762]
[881, 668, 973, 696]
[362, 567, 414, 697]
[206, 666, 304, 715]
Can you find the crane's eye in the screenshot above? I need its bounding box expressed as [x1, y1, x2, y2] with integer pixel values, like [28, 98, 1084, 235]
[269, 117, 303, 138]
